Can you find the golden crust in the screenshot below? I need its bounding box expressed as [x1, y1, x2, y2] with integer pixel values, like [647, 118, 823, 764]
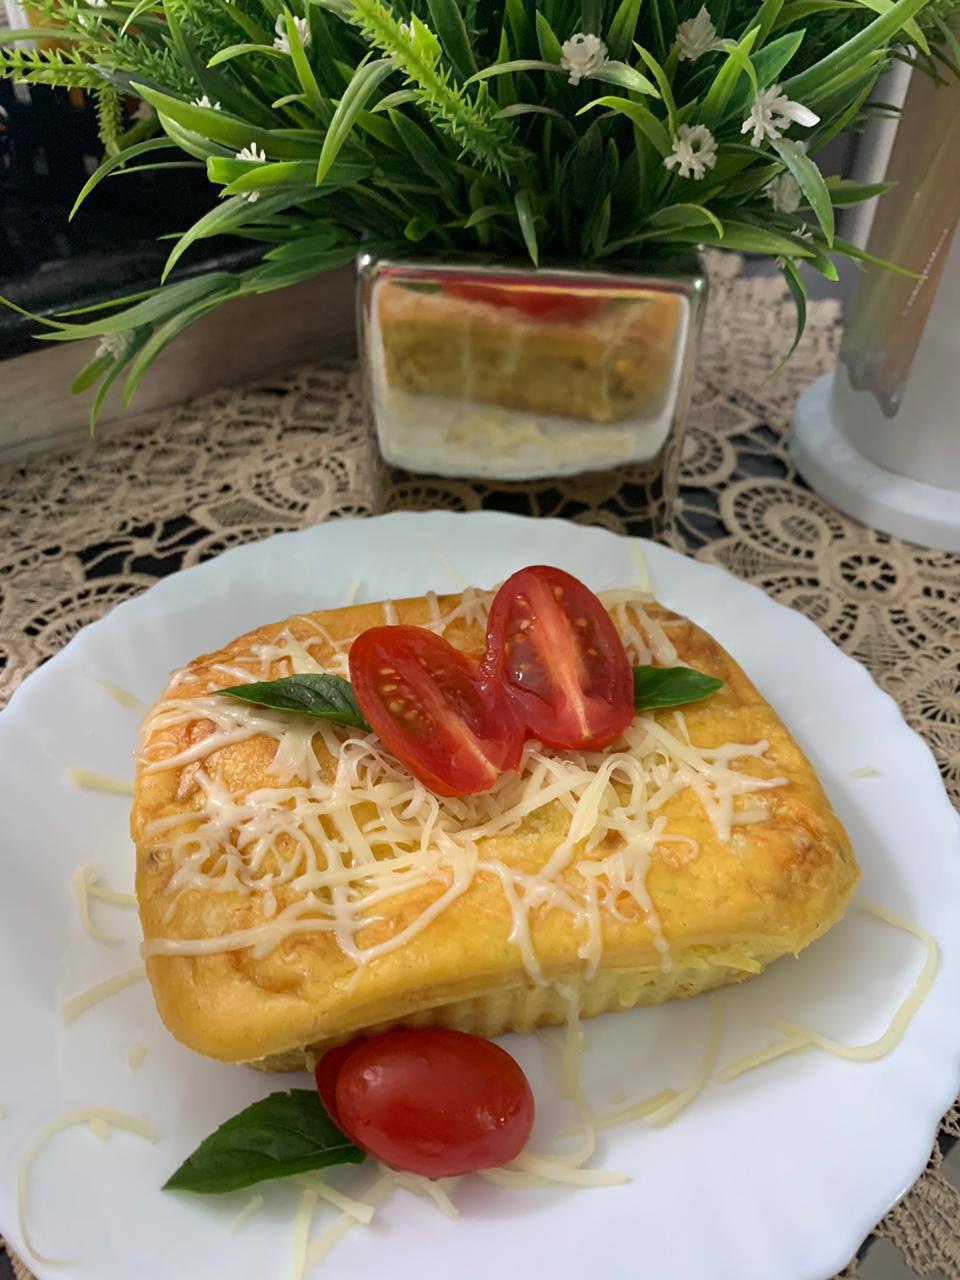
[133, 593, 858, 1067]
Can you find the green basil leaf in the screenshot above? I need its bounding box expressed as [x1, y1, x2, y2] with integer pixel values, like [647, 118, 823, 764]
[163, 1090, 365, 1195]
[217, 674, 371, 731]
[634, 665, 724, 711]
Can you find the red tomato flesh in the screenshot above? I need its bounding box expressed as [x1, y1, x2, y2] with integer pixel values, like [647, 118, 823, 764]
[314, 1038, 364, 1128]
[484, 565, 633, 751]
[444, 278, 602, 323]
[330, 1028, 534, 1178]
[349, 625, 522, 797]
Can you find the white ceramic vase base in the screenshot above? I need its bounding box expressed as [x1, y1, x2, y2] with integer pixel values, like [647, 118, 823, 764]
[789, 373, 960, 552]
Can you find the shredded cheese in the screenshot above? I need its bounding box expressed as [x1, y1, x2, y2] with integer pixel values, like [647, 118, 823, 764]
[230, 1193, 264, 1232]
[644, 998, 723, 1127]
[127, 1043, 148, 1071]
[583, 1088, 678, 1134]
[17, 1108, 155, 1265]
[65, 767, 134, 795]
[135, 595, 787, 985]
[288, 1187, 319, 1280]
[345, 579, 362, 606]
[718, 1032, 812, 1083]
[60, 966, 146, 1022]
[419, 540, 468, 588]
[97, 680, 149, 714]
[295, 1174, 376, 1224]
[88, 1116, 109, 1141]
[511, 1154, 628, 1186]
[772, 899, 939, 1062]
[387, 1168, 460, 1219]
[849, 766, 881, 778]
[306, 1174, 394, 1264]
[0, 1105, 6, 1120]
[72, 865, 122, 945]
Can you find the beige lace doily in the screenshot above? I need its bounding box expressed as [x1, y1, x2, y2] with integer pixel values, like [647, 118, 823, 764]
[1, 253, 958, 1280]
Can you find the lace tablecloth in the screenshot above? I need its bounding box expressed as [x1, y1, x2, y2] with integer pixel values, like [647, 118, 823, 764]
[2, 255, 958, 1280]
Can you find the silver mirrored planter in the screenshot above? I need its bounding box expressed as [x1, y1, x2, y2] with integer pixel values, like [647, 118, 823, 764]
[357, 253, 706, 536]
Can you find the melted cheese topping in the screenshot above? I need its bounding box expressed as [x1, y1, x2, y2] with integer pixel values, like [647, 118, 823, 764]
[138, 595, 787, 983]
[17, 1108, 155, 1265]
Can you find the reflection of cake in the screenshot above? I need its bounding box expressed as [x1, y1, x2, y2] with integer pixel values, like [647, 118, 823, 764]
[377, 280, 682, 425]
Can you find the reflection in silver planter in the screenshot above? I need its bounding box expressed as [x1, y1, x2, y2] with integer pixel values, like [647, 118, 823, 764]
[356, 254, 707, 537]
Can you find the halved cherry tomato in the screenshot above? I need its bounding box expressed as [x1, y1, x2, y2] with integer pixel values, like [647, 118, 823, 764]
[314, 1038, 364, 1128]
[349, 626, 523, 797]
[444, 278, 603, 323]
[483, 565, 633, 751]
[330, 1027, 534, 1178]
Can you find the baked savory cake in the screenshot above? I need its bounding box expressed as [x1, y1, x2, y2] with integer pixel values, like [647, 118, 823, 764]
[133, 587, 858, 1070]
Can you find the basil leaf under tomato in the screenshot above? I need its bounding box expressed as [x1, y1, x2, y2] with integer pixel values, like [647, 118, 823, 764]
[217, 674, 371, 732]
[633, 665, 724, 711]
[163, 1090, 365, 1195]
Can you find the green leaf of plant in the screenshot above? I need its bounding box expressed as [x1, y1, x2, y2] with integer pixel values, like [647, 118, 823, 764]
[161, 192, 308, 282]
[206, 42, 292, 68]
[822, 177, 895, 205]
[765, 255, 807, 380]
[467, 59, 563, 83]
[217, 675, 371, 731]
[280, 9, 325, 115]
[514, 189, 540, 265]
[700, 25, 759, 127]
[857, 0, 929, 55]
[782, 0, 931, 100]
[749, 0, 785, 48]
[633, 666, 724, 711]
[771, 137, 833, 246]
[578, 96, 671, 156]
[133, 84, 322, 159]
[388, 108, 456, 195]
[33, 274, 240, 341]
[425, 0, 478, 80]
[535, 10, 564, 62]
[606, 0, 645, 61]
[589, 60, 660, 97]
[663, 219, 816, 257]
[70, 354, 113, 395]
[751, 30, 805, 89]
[69, 137, 175, 220]
[647, 203, 723, 235]
[632, 44, 675, 125]
[163, 1091, 366, 1195]
[316, 58, 395, 186]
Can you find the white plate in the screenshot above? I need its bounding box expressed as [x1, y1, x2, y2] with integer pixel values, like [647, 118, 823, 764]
[1, 511, 958, 1280]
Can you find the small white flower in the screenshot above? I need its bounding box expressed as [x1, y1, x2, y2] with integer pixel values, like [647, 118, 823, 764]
[193, 94, 220, 110]
[96, 332, 130, 361]
[663, 123, 718, 181]
[274, 13, 310, 54]
[676, 6, 725, 61]
[131, 100, 155, 122]
[560, 32, 608, 85]
[237, 142, 266, 203]
[741, 84, 819, 148]
[766, 171, 802, 214]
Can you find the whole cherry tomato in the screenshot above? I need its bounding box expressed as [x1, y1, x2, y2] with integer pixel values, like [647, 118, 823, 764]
[318, 1027, 534, 1178]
